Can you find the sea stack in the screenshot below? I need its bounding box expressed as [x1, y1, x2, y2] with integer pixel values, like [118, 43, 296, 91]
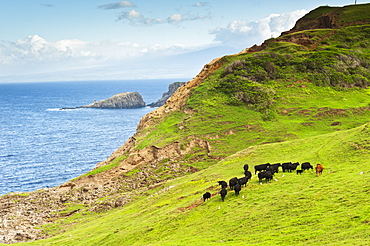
[147, 82, 186, 107]
[81, 92, 146, 109]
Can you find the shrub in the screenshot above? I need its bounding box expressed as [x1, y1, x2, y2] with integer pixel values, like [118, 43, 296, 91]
[222, 59, 246, 77]
[215, 75, 276, 116]
[264, 61, 276, 78]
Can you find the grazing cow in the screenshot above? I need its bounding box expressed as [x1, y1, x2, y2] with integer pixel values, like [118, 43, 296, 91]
[238, 176, 248, 187]
[234, 183, 241, 196]
[218, 181, 228, 189]
[203, 192, 211, 202]
[301, 162, 313, 171]
[243, 164, 249, 172]
[282, 162, 300, 172]
[258, 171, 273, 183]
[289, 162, 300, 172]
[254, 163, 271, 174]
[282, 162, 292, 172]
[316, 164, 324, 176]
[270, 163, 281, 173]
[266, 166, 276, 174]
[296, 170, 303, 175]
[229, 177, 239, 190]
[220, 188, 227, 202]
[244, 170, 252, 181]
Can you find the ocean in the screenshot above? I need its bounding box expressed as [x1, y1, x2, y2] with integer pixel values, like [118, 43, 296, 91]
[0, 79, 187, 196]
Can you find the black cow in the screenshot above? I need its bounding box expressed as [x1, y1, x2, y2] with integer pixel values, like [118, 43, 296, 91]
[282, 162, 292, 172]
[243, 164, 249, 172]
[203, 192, 211, 202]
[282, 162, 300, 172]
[218, 180, 228, 189]
[266, 166, 276, 174]
[220, 188, 227, 202]
[254, 163, 271, 174]
[289, 162, 300, 172]
[296, 170, 303, 175]
[244, 170, 252, 181]
[301, 162, 313, 171]
[238, 176, 248, 187]
[234, 183, 241, 196]
[258, 171, 273, 183]
[229, 177, 239, 190]
[270, 163, 281, 173]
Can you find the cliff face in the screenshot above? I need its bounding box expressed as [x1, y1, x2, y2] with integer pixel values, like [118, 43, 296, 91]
[81, 92, 145, 109]
[147, 82, 186, 107]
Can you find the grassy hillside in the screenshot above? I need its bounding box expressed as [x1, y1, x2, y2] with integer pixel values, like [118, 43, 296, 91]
[17, 123, 370, 245]
[5, 3, 370, 245]
[135, 19, 370, 169]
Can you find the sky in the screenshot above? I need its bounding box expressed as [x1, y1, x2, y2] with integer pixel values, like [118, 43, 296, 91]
[0, 0, 366, 82]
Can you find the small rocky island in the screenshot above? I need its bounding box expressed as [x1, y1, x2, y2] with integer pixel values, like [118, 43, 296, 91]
[60, 82, 186, 110]
[61, 92, 145, 110]
[81, 92, 145, 109]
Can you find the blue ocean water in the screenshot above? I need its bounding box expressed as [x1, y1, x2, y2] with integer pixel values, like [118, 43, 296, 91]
[0, 79, 186, 196]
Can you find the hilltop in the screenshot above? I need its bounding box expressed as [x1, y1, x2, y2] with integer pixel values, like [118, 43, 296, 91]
[1, 3, 370, 245]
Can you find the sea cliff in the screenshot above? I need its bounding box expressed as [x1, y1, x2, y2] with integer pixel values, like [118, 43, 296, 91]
[147, 82, 186, 107]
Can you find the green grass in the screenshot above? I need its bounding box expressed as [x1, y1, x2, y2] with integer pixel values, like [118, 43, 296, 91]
[292, 3, 370, 30]
[128, 21, 370, 170]
[133, 74, 370, 169]
[338, 3, 370, 24]
[14, 123, 370, 245]
[74, 155, 128, 179]
[5, 4, 370, 245]
[136, 111, 189, 149]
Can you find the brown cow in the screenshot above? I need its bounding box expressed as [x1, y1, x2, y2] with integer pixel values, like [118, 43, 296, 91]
[316, 164, 324, 176]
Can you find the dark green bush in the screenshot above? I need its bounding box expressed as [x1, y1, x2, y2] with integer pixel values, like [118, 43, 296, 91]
[215, 75, 276, 114]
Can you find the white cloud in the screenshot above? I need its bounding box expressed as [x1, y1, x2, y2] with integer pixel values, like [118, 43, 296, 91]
[98, 1, 136, 10]
[167, 12, 212, 24]
[167, 14, 183, 23]
[0, 35, 203, 77]
[210, 9, 308, 48]
[116, 9, 211, 26]
[0, 9, 310, 81]
[194, 2, 209, 7]
[116, 10, 166, 25]
[116, 9, 143, 21]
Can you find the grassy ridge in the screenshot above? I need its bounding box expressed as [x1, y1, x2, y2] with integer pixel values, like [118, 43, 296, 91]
[135, 21, 370, 170]
[7, 4, 370, 245]
[16, 123, 370, 245]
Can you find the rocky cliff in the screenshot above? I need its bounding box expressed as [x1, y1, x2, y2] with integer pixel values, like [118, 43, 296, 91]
[81, 92, 145, 109]
[147, 82, 186, 107]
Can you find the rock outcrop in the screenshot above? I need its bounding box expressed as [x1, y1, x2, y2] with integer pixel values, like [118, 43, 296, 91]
[81, 92, 145, 109]
[147, 82, 186, 107]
